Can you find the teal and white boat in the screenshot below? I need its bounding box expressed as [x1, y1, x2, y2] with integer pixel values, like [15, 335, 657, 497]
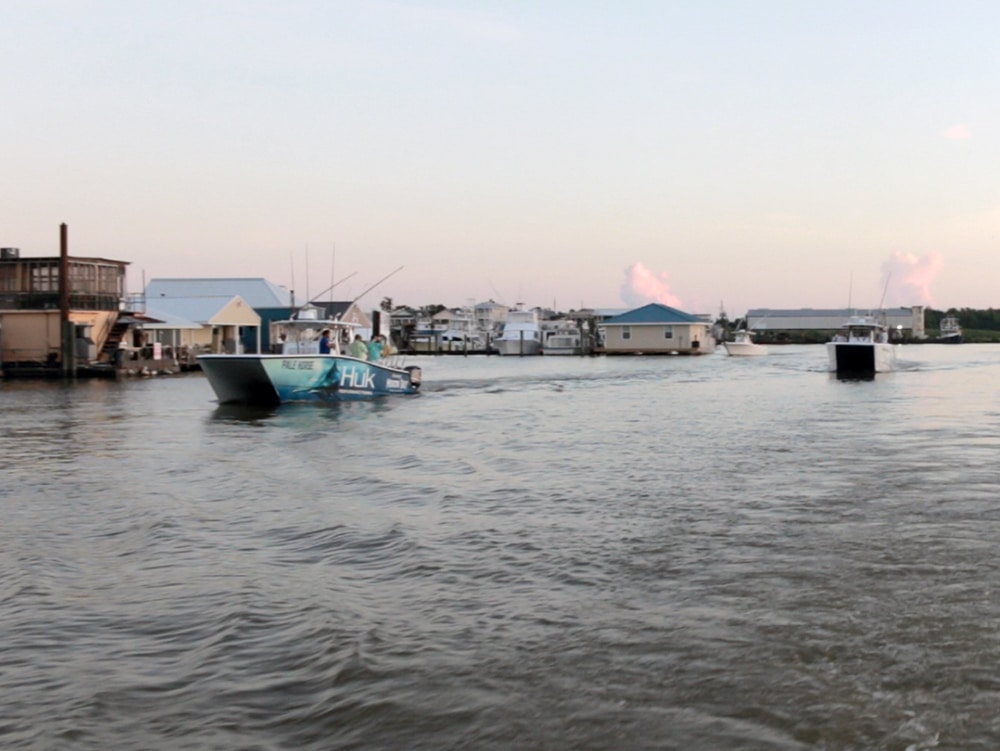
[198, 306, 421, 405]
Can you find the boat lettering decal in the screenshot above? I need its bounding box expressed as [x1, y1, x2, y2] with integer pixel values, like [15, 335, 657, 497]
[339, 368, 376, 390]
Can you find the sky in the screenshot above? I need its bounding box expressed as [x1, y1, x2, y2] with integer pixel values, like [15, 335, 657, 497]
[2, 1, 999, 315]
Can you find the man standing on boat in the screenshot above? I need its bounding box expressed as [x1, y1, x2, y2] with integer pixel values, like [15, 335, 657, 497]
[319, 329, 332, 355]
[367, 335, 384, 361]
[349, 334, 368, 360]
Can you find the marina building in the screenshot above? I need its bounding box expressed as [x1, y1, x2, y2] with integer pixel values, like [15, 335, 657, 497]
[0, 235, 129, 375]
[746, 306, 925, 339]
[598, 303, 716, 355]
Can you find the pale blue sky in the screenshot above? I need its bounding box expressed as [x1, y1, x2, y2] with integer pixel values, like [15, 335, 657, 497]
[3, 1, 997, 314]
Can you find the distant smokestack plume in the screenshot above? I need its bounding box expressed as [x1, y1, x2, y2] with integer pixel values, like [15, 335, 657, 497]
[880, 251, 943, 307]
[620, 262, 682, 308]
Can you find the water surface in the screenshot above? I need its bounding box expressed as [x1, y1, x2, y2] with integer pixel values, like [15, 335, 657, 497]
[2, 344, 999, 750]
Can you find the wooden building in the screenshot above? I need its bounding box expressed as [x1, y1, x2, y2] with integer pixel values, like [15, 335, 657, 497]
[0, 241, 130, 374]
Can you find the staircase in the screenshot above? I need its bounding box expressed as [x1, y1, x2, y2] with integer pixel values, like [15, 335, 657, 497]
[100, 319, 131, 364]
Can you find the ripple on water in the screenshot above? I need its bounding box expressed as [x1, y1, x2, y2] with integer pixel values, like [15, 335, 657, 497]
[4, 353, 1000, 749]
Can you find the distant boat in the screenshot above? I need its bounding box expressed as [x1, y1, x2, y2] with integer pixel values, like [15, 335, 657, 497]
[495, 306, 542, 356]
[826, 314, 896, 376]
[937, 315, 962, 344]
[198, 305, 421, 405]
[723, 329, 767, 357]
[541, 321, 583, 355]
[410, 329, 485, 354]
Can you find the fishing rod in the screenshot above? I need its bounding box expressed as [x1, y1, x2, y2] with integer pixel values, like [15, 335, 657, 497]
[309, 271, 358, 303]
[350, 265, 404, 306]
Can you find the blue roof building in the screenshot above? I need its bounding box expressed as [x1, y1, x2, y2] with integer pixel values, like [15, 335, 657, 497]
[598, 303, 716, 355]
[145, 278, 291, 308]
[144, 277, 292, 353]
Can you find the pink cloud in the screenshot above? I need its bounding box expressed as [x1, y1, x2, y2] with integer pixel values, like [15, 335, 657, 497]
[879, 251, 944, 307]
[943, 124, 971, 140]
[620, 262, 682, 308]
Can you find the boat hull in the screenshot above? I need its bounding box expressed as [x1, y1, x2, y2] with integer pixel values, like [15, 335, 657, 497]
[198, 354, 420, 405]
[723, 342, 767, 356]
[825, 342, 896, 375]
[494, 339, 542, 356]
[937, 334, 962, 344]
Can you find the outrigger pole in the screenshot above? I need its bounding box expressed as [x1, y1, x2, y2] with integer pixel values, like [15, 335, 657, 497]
[309, 271, 358, 304]
[349, 265, 404, 306]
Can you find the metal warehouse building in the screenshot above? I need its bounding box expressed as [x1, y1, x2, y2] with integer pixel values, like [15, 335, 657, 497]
[745, 306, 925, 338]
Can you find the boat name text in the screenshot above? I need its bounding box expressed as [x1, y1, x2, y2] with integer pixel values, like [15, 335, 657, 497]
[281, 360, 316, 370]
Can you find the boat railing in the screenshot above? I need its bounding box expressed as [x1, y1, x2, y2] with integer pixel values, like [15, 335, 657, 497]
[378, 354, 408, 369]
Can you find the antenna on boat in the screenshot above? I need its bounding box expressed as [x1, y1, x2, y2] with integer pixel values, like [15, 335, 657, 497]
[350, 265, 404, 306]
[305, 245, 310, 304]
[488, 280, 506, 306]
[329, 243, 336, 302]
[289, 248, 296, 309]
[878, 273, 891, 310]
[310, 271, 358, 303]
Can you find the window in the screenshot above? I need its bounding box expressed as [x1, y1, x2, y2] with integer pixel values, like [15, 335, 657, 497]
[622, 325, 631, 340]
[663, 326, 673, 339]
[31, 263, 57, 292]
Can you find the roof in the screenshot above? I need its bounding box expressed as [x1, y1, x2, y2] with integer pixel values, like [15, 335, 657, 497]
[309, 300, 372, 327]
[0, 255, 129, 267]
[601, 303, 704, 325]
[146, 278, 291, 308]
[140, 305, 203, 329]
[309, 301, 355, 320]
[142, 295, 258, 325]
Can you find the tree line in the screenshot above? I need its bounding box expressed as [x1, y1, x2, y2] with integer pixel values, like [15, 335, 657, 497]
[926, 308, 1000, 331]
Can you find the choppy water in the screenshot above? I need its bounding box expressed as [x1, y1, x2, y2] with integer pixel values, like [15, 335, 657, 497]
[3, 344, 1000, 750]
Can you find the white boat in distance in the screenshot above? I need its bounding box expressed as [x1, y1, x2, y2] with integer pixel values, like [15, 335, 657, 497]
[198, 306, 421, 405]
[826, 314, 896, 376]
[495, 306, 542, 356]
[937, 315, 963, 344]
[541, 320, 584, 355]
[723, 329, 767, 356]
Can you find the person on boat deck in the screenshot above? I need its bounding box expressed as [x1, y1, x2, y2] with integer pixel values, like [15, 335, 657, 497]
[319, 329, 332, 355]
[349, 334, 369, 360]
[367, 335, 384, 361]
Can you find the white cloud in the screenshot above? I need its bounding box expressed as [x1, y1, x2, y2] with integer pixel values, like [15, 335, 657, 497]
[943, 124, 971, 140]
[620, 262, 682, 308]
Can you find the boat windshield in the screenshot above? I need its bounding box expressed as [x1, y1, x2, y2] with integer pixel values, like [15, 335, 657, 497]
[272, 320, 355, 355]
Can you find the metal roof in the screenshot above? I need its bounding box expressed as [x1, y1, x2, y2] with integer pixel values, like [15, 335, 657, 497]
[602, 303, 703, 325]
[145, 278, 291, 308]
[745, 307, 920, 331]
[143, 295, 254, 325]
[140, 304, 203, 329]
